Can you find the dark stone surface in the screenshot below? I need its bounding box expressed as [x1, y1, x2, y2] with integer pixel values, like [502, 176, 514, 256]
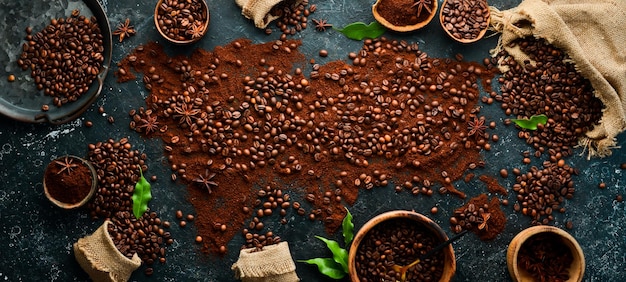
[0, 0, 625, 281]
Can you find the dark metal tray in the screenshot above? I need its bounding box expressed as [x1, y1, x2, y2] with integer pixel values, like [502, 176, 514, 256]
[0, 0, 111, 124]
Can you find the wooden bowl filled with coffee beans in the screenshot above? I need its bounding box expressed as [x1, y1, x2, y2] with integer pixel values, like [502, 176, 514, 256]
[507, 226, 585, 282]
[348, 211, 456, 282]
[372, 0, 438, 32]
[440, 0, 490, 43]
[154, 0, 210, 44]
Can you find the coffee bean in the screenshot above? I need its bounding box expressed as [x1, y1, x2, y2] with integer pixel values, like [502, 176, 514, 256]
[319, 49, 328, 57]
[7, 74, 15, 82]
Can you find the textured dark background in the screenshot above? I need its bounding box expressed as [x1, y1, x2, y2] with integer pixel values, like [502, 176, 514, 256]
[1, 0, 625, 281]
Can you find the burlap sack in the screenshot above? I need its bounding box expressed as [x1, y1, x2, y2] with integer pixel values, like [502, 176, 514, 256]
[490, 0, 626, 158]
[73, 221, 142, 282]
[235, 0, 302, 29]
[231, 242, 300, 282]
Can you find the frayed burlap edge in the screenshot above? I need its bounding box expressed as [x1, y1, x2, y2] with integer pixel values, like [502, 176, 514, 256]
[232, 242, 299, 282]
[235, 0, 303, 29]
[74, 221, 142, 282]
[489, 0, 626, 159]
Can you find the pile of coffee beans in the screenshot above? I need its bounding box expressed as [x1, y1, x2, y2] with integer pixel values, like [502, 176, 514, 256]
[87, 138, 147, 219]
[354, 218, 445, 282]
[517, 232, 573, 281]
[512, 161, 577, 225]
[496, 37, 603, 158]
[17, 9, 104, 107]
[450, 202, 489, 233]
[107, 211, 173, 276]
[494, 37, 603, 225]
[241, 184, 289, 251]
[156, 0, 208, 42]
[268, 0, 314, 37]
[86, 138, 171, 275]
[441, 0, 490, 41]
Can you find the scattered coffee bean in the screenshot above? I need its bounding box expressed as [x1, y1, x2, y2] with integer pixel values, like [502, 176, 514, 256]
[7, 74, 15, 82]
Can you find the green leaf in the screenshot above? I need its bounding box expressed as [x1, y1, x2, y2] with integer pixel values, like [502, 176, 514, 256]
[299, 258, 346, 279]
[131, 168, 152, 219]
[511, 114, 548, 130]
[342, 208, 354, 246]
[315, 236, 349, 273]
[334, 21, 386, 40]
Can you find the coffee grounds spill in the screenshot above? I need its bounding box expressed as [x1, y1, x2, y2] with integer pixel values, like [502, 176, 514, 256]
[117, 37, 500, 254]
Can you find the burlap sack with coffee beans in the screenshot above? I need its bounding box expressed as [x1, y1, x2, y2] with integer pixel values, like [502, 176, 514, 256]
[74, 221, 142, 282]
[235, 0, 303, 29]
[490, 0, 626, 158]
[231, 242, 300, 282]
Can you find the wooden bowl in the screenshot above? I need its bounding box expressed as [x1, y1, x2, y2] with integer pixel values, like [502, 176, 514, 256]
[507, 226, 585, 282]
[372, 0, 438, 32]
[439, 0, 490, 43]
[154, 0, 210, 45]
[348, 210, 456, 282]
[43, 155, 97, 209]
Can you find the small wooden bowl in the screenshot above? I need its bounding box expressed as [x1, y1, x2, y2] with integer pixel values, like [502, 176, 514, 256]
[154, 0, 210, 45]
[507, 226, 585, 282]
[348, 210, 456, 282]
[439, 0, 490, 43]
[372, 0, 438, 32]
[43, 155, 97, 209]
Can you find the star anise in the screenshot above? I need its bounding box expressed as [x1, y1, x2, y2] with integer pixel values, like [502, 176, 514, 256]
[412, 0, 433, 18]
[112, 18, 136, 42]
[311, 18, 332, 32]
[187, 22, 205, 39]
[54, 156, 79, 175]
[137, 114, 159, 134]
[467, 116, 488, 138]
[477, 212, 491, 231]
[173, 103, 201, 127]
[193, 169, 218, 194]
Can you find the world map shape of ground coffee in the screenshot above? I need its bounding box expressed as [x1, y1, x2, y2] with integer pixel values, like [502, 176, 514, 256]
[117, 37, 499, 254]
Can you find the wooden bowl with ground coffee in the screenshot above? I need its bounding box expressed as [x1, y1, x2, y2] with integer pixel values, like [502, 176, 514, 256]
[43, 155, 97, 209]
[372, 0, 438, 32]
